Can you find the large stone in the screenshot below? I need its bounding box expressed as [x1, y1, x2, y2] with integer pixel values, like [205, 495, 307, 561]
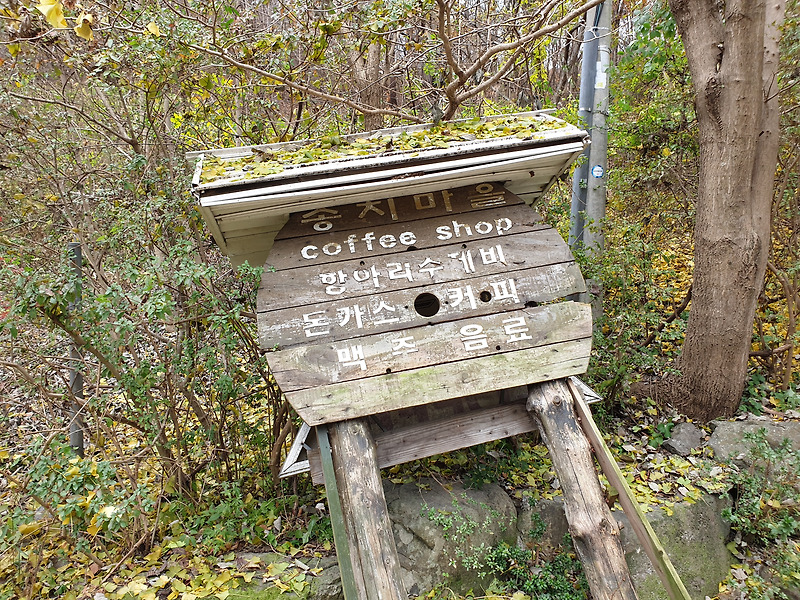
[383, 478, 518, 596]
[517, 497, 570, 550]
[662, 422, 705, 457]
[708, 417, 800, 466]
[614, 495, 734, 600]
[285, 485, 734, 599]
[519, 494, 733, 600]
[234, 552, 341, 599]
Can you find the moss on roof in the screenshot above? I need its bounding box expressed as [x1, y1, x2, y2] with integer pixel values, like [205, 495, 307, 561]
[198, 114, 569, 185]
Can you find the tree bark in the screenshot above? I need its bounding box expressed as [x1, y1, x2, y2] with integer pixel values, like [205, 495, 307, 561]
[654, 0, 786, 421]
[527, 380, 638, 600]
[351, 41, 385, 131]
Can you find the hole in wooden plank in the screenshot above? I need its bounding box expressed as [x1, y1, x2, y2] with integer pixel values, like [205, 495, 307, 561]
[407, 246, 418, 251]
[413, 292, 440, 317]
[386, 368, 392, 374]
[479, 290, 492, 302]
[496, 345, 501, 350]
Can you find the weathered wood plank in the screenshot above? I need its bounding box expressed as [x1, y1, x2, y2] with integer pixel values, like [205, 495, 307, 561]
[526, 380, 637, 600]
[308, 400, 537, 484]
[274, 182, 524, 240]
[315, 426, 360, 599]
[263, 204, 544, 272]
[211, 165, 537, 226]
[259, 262, 586, 348]
[259, 227, 569, 310]
[267, 302, 591, 391]
[287, 337, 591, 425]
[328, 419, 407, 600]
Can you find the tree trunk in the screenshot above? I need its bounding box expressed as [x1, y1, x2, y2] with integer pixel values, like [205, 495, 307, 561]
[351, 41, 384, 131]
[655, 0, 786, 421]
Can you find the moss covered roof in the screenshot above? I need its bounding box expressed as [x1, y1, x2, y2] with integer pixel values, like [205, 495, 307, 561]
[197, 114, 570, 185]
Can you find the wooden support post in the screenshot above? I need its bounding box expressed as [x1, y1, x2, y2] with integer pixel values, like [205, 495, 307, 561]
[316, 426, 359, 600]
[326, 418, 407, 600]
[527, 379, 638, 600]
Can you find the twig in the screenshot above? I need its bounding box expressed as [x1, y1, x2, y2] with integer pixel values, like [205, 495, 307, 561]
[639, 284, 693, 348]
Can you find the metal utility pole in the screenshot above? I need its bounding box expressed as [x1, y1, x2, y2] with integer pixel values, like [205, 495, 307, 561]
[67, 242, 85, 458]
[569, 5, 600, 248]
[584, 0, 611, 256]
[570, 0, 611, 255]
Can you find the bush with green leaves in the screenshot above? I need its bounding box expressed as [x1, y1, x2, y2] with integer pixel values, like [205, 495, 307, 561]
[721, 430, 800, 600]
[723, 429, 800, 543]
[483, 536, 589, 600]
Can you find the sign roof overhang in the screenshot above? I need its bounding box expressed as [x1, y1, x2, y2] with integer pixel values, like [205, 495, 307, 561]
[189, 111, 588, 267]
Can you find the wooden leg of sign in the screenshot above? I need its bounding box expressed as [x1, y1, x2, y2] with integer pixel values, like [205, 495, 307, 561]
[567, 379, 691, 600]
[327, 418, 407, 600]
[316, 425, 359, 600]
[527, 379, 638, 600]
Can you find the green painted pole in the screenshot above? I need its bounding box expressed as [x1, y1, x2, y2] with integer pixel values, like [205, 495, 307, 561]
[316, 425, 359, 600]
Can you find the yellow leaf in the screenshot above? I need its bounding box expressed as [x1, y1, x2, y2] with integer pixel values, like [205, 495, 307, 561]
[18, 522, 44, 537]
[0, 450, 9, 460]
[74, 12, 93, 40]
[128, 579, 148, 595]
[146, 21, 160, 36]
[265, 562, 289, 577]
[65, 465, 80, 479]
[87, 516, 101, 536]
[8, 43, 20, 57]
[35, 0, 67, 29]
[214, 593, 229, 600]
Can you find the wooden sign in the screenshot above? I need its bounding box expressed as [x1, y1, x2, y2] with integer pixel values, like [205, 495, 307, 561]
[258, 183, 591, 426]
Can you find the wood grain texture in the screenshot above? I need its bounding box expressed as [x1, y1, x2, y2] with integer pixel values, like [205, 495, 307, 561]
[527, 380, 637, 600]
[569, 379, 691, 600]
[328, 419, 407, 599]
[267, 302, 591, 390]
[258, 262, 586, 348]
[288, 337, 590, 425]
[274, 182, 523, 239]
[259, 226, 568, 310]
[257, 185, 590, 424]
[308, 400, 537, 484]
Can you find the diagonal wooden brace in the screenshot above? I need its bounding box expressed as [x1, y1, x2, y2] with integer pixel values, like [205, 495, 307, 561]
[527, 379, 638, 600]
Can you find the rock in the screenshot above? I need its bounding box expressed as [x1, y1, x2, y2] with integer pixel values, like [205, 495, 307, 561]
[250, 484, 733, 599]
[517, 497, 570, 550]
[520, 494, 733, 600]
[662, 422, 705, 456]
[383, 478, 518, 595]
[614, 495, 734, 600]
[306, 557, 343, 600]
[235, 552, 342, 599]
[708, 417, 800, 466]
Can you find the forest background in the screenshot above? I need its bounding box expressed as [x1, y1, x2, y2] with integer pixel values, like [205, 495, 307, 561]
[0, 0, 799, 598]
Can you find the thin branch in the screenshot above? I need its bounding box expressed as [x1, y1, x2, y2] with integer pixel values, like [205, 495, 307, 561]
[444, 0, 605, 107]
[181, 41, 422, 124]
[7, 91, 140, 150]
[638, 284, 693, 348]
